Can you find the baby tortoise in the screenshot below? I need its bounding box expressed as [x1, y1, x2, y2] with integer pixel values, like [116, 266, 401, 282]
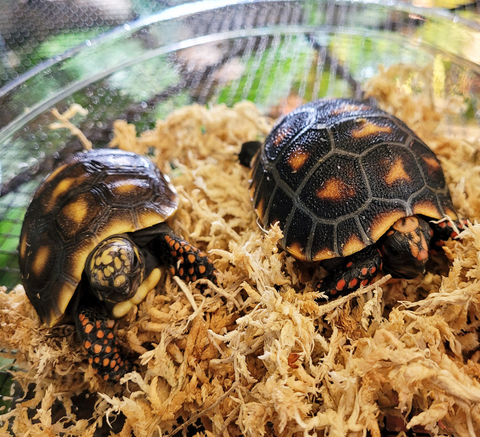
[242, 98, 465, 299]
[19, 149, 217, 380]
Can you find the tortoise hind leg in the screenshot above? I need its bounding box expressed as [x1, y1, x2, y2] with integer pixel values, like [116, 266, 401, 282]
[316, 246, 383, 300]
[74, 299, 131, 381]
[149, 225, 217, 284]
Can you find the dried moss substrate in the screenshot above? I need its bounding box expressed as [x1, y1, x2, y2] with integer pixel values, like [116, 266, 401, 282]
[1, 64, 480, 436]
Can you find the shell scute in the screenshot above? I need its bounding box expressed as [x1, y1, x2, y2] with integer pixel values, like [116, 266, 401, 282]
[299, 154, 368, 220]
[332, 116, 409, 155]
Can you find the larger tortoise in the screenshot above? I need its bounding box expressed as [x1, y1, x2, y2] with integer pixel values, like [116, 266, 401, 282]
[244, 98, 464, 298]
[19, 149, 217, 380]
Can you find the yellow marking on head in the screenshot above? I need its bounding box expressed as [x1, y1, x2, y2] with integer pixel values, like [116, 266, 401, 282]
[60, 196, 89, 225]
[101, 252, 113, 266]
[104, 268, 111, 277]
[288, 149, 310, 172]
[413, 201, 442, 220]
[371, 211, 406, 242]
[113, 275, 126, 288]
[331, 104, 366, 115]
[342, 234, 366, 257]
[114, 257, 122, 270]
[423, 156, 441, 171]
[111, 268, 161, 318]
[385, 158, 411, 185]
[317, 178, 355, 201]
[352, 120, 392, 139]
[286, 242, 305, 260]
[31, 246, 50, 277]
[312, 248, 336, 262]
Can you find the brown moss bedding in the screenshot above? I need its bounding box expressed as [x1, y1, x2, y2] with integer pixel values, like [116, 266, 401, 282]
[1, 64, 480, 436]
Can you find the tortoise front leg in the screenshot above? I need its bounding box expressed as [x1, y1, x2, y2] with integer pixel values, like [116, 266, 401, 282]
[316, 245, 383, 300]
[149, 225, 217, 284]
[429, 218, 467, 251]
[75, 300, 132, 381]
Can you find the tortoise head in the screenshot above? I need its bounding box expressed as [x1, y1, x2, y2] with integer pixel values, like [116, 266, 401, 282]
[380, 216, 432, 279]
[86, 236, 145, 304]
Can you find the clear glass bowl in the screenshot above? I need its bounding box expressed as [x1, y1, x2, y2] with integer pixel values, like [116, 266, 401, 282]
[1, 0, 480, 289]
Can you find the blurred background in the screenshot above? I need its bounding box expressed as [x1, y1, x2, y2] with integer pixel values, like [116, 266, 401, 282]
[1, 0, 479, 88]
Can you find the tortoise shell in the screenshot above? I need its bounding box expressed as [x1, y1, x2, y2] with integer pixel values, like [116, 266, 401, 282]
[19, 149, 178, 327]
[250, 98, 457, 262]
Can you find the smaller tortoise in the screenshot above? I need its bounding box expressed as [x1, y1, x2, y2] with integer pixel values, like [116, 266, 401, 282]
[242, 98, 464, 299]
[19, 149, 217, 381]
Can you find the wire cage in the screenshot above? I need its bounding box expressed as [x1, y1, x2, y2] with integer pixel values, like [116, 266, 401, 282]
[1, 0, 480, 435]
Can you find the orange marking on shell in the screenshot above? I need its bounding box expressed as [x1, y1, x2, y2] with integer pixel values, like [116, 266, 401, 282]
[94, 344, 102, 354]
[103, 339, 108, 345]
[191, 276, 197, 282]
[316, 177, 356, 201]
[312, 248, 337, 262]
[95, 321, 101, 329]
[84, 341, 92, 349]
[179, 268, 184, 277]
[174, 243, 180, 251]
[352, 119, 392, 138]
[286, 242, 305, 260]
[346, 261, 353, 268]
[384, 157, 411, 185]
[336, 279, 346, 291]
[287, 148, 310, 172]
[361, 279, 369, 286]
[113, 353, 120, 360]
[94, 357, 100, 363]
[105, 346, 112, 353]
[199, 265, 206, 274]
[188, 254, 195, 264]
[423, 156, 441, 171]
[103, 358, 110, 367]
[88, 357, 93, 364]
[273, 128, 292, 147]
[114, 366, 120, 372]
[79, 314, 85, 322]
[82, 318, 89, 326]
[103, 374, 109, 381]
[84, 324, 94, 334]
[342, 234, 366, 257]
[189, 267, 195, 275]
[331, 104, 366, 115]
[369, 267, 376, 275]
[184, 244, 191, 252]
[107, 332, 114, 339]
[349, 278, 358, 288]
[97, 330, 105, 339]
[413, 201, 442, 220]
[361, 267, 368, 276]
[110, 360, 117, 368]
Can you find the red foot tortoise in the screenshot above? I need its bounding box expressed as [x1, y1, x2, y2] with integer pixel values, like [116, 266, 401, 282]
[241, 98, 464, 299]
[19, 149, 217, 381]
